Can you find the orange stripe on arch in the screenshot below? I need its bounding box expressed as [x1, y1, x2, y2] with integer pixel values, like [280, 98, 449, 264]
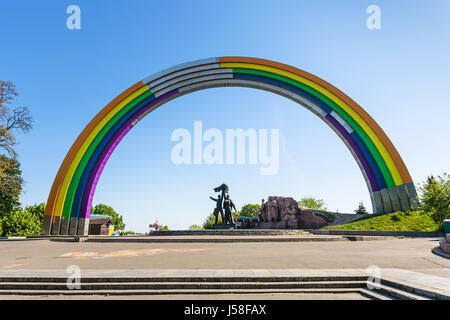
[219, 56, 412, 183]
[44, 81, 145, 219]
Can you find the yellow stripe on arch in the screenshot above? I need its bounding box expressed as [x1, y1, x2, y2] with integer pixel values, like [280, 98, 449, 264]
[221, 62, 404, 186]
[53, 86, 150, 217]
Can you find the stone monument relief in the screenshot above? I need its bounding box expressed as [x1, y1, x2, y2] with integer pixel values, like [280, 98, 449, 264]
[209, 184, 327, 230]
[258, 196, 327, 229]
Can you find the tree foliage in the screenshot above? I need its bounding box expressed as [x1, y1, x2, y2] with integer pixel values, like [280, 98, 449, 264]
[0, 155, 22, 216]
[298, 197, 328, 211]
[418, 174, 450, 229]
[354, 201, 369, 214]
[203, 213, 222, 229]
[237, 204, 261, 218]
[1, 209, 41, 236]
[24, 202, 45, 224]
[0, 80, 32, 159]
[188, 224, 203, 230]
[92, 204, 126, 231]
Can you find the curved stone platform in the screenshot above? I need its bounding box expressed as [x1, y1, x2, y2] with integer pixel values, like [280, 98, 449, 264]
[81, 234, 396, 243]
[150, 229, 311, 236]
[4, 230, 401, 243]
[439, 239, 450, 254]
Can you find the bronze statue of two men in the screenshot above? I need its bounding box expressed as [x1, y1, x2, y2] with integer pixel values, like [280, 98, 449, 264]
[210, 183, 236, 225]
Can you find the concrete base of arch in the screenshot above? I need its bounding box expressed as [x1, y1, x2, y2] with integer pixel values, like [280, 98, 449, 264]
[76, 218, 90, 236]
[371, 182, 418, 214]
[59, 217, 70, 235]
[68, 218, 78, 235]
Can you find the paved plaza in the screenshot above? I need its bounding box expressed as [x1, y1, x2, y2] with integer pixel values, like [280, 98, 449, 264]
[0, 237, 448, 272]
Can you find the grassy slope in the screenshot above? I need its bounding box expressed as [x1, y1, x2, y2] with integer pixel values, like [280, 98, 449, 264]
[323, 210, 441, 231]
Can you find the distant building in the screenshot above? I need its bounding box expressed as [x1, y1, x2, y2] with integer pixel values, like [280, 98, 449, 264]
[89, 214, 114, 235]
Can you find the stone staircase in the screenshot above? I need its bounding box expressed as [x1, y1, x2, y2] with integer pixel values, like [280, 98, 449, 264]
[0, 275, 437, 300]
[313, 211, 367, 227]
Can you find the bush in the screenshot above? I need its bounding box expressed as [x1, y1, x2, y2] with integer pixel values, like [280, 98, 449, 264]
[298, 197, 327, 211]
[418, 174, 450, 229]
[120, 230, 141, 235]
[189, 224, 203, 230]
[203, 213, 222, 229]
[0, 218, 3, 235]
[24, 202, 45, 224]
[1, 209, 41, 236]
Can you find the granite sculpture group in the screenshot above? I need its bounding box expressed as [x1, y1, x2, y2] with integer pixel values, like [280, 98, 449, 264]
[210, 184, 327, 229]
[257, 196, 327, 229]
[210, 184, 237, 225]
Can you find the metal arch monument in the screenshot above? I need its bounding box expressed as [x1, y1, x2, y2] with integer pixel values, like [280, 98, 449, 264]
[42, 57, 418, 236]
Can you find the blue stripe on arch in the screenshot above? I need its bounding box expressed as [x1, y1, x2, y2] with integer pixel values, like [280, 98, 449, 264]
[350, 132, 387, 190]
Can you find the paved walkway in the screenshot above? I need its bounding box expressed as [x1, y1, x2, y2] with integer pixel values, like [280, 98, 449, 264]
[1, 237, 448, 271]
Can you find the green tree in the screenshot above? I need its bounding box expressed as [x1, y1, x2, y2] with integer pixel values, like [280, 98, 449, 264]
[24, 202, 45, 225]
[418, 174, 450, 229]
[354, 202, 369, 214]
[92, 204, 126, 231]
[1, 209, 41, 236]
[188, 224, 203, 230]
[237, 204, 261, 218]
[203, 213, 222, 229]
[0, 155, 22, 216]
[298, 197, 327, 211]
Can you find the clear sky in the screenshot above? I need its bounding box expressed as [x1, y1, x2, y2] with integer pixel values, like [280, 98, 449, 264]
[1, 0, 449, 232]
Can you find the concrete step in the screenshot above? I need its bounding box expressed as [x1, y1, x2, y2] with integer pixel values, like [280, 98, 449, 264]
[149, 230, 312, 236]
[82, 236, 349, 243]
[0, 288, 367, 296]
[0, 276, 437, 300]
[0, 275, 368, 283]
[371, 283, 431, 300]
[0, 280, 367, 290]
[358, 288, 395, 300]
[380, 278, 447, 300]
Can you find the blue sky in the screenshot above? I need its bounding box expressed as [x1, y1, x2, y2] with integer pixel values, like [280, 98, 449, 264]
[1, 0, 449, 232]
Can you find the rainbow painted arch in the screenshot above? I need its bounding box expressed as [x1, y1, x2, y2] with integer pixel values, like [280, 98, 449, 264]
[43, 57, 418, 235]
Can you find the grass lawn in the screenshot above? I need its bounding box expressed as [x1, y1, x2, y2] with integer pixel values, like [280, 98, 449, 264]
[323, 210, 441, 231]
